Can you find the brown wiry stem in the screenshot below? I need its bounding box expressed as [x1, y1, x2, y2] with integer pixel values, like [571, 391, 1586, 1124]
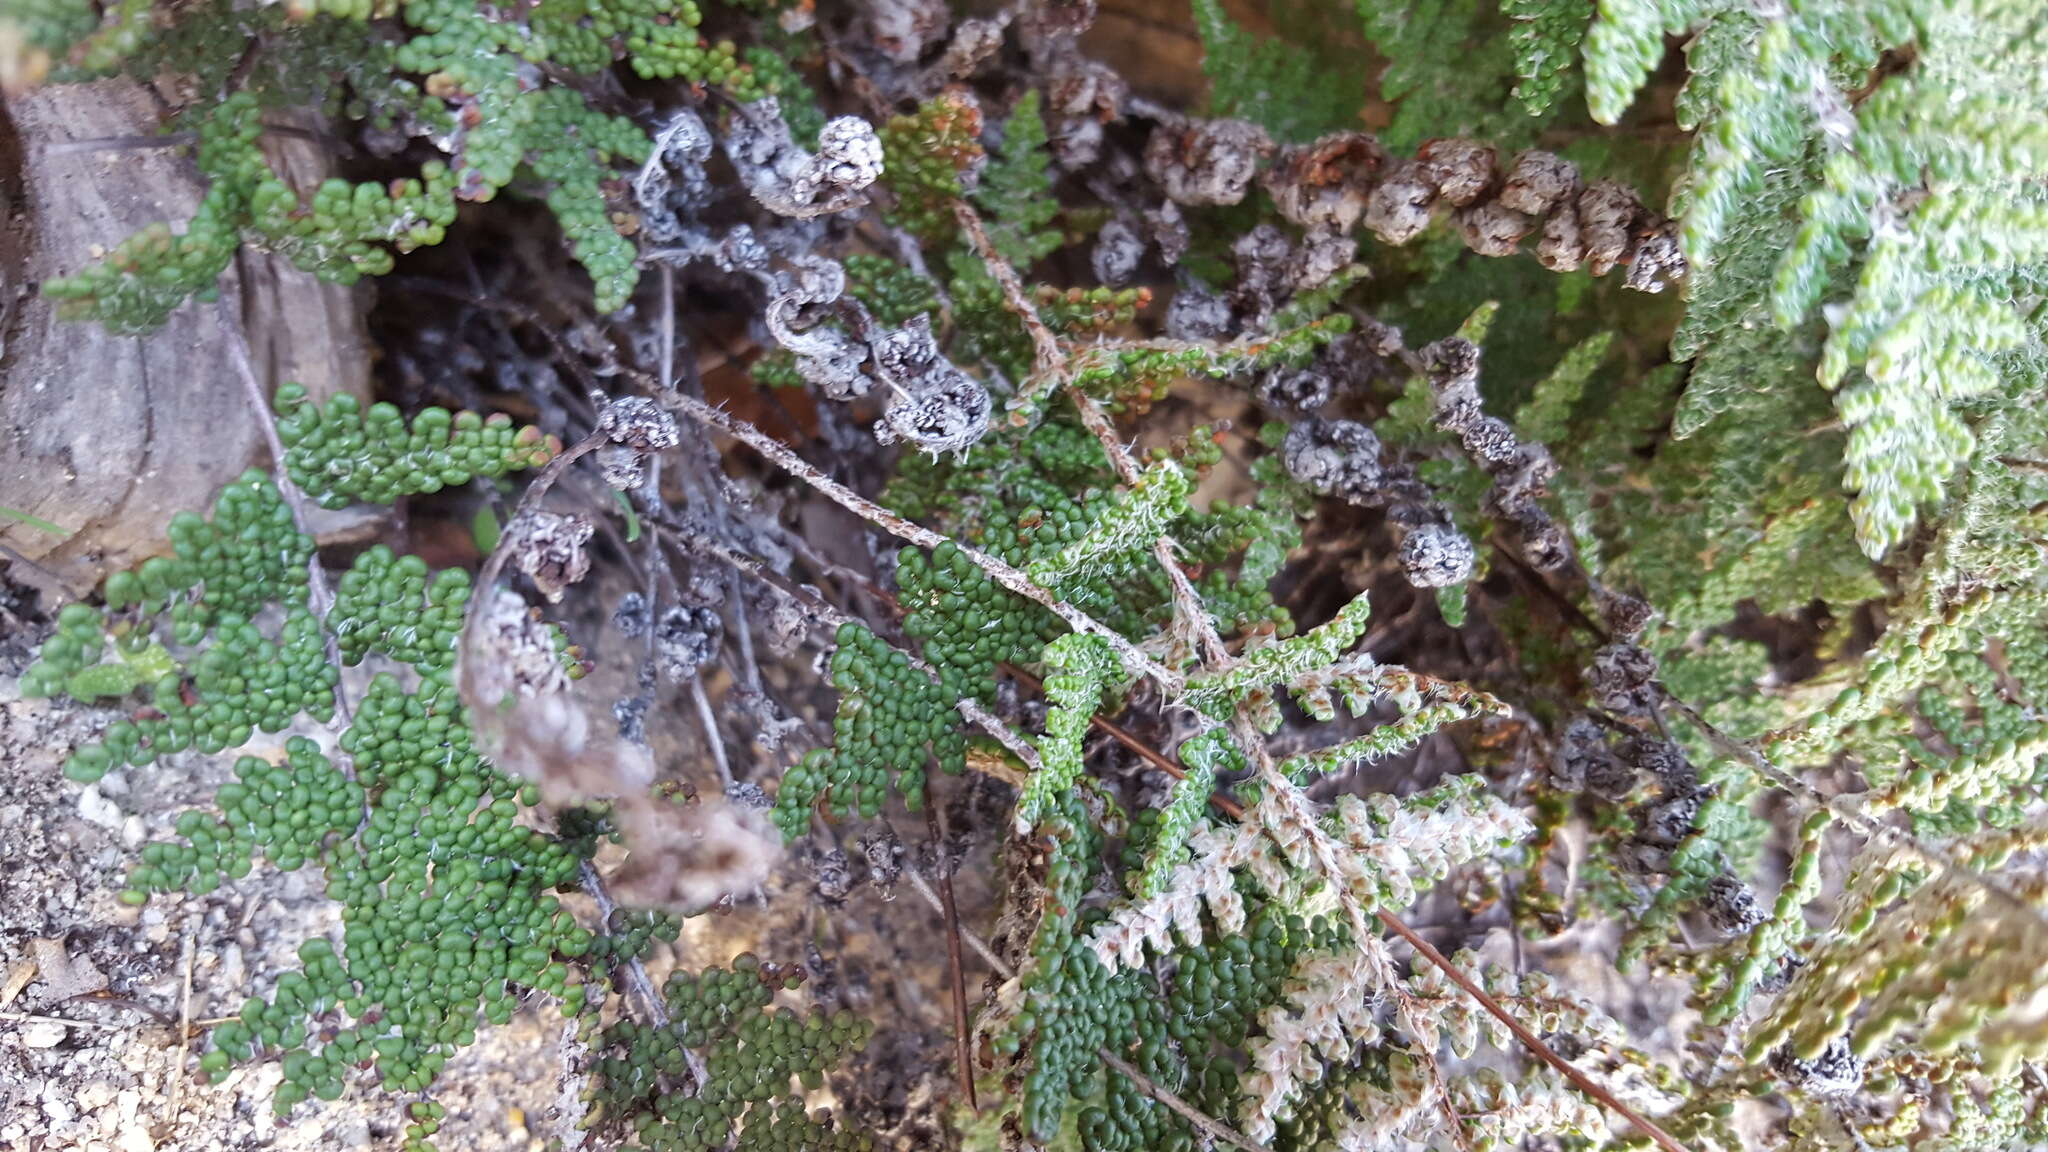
[1377, 912, 1688, 1152]
[1066, 388, 1234, 668]
[1070, 358, 1474, 1148]
[659, 516, 859, 629]
[164, 916, 195, 1132]
[1003, 661, 1248, 819]
[923, 782, 978, 1111]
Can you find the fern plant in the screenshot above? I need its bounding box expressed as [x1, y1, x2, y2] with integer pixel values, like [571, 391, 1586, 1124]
[12, 0, 2048, 1148]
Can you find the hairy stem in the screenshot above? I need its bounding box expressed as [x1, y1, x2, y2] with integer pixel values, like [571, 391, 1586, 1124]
[662, 392, 1184, 692]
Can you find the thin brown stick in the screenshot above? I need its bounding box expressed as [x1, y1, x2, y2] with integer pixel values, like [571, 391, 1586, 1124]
[923, 782, 977, 1111]
[689, 676, 736, 790]
[70, 994, 175, 1027]
[952, 200, 1063, 408]
[165, 917, 196, 1131]
[1066, 389, 1234, 668]
[1097, 1048, 1262, 1152]
[1379, 911, 1688, 1152]
[1003, 661, 1248, 820]
[0, 1010, 129, 1032]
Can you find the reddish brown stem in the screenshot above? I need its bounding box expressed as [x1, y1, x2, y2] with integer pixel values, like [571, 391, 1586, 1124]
[924, 780, 978, 1112]
[1378, 910, 1689, 1152]
[1000, 662, 1248, 820]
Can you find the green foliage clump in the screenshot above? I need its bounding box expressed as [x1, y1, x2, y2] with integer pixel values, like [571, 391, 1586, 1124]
[886, 417, 1303, 710]
[16, 382, 866, 1148]
[769, 621, 967, 836]
[1034, 284, 1152, 335]
[1064, 314, 1352, 419]
[20, 463, 616, 1144]
[973, 90, 1061, 267]
[273, 381, 559, 509]
[202, 673, 594, 1124]
[24, 0, 787, 330]
[592, 955, 874, 1150]
[20, 472, 334, 777]
[1583, 0, 2048, 557]
[37, 93, 264, 334]
[126, 738, 363, 898]
[1191, 0, 1363, 143]
[879, 91, 985, 244]
[1502, 0, 1588, 118]
[23, 0, 2048, 1144]
[1353, 0, 1537, 149]
[844, 253, 942, 327]
[331, 547, 474, 673]
[1015, 632, 1117, 827]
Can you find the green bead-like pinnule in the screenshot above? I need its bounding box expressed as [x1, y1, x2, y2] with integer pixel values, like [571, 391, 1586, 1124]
[844, 254, 940, 328]
[770, 621, 966, 838]
[29, 470, 331, 776]
[332, 544, 472, 674]
[879, 90, 985, 244]
[273, 381, 560, 509]
[590, 954, 873, 1149]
